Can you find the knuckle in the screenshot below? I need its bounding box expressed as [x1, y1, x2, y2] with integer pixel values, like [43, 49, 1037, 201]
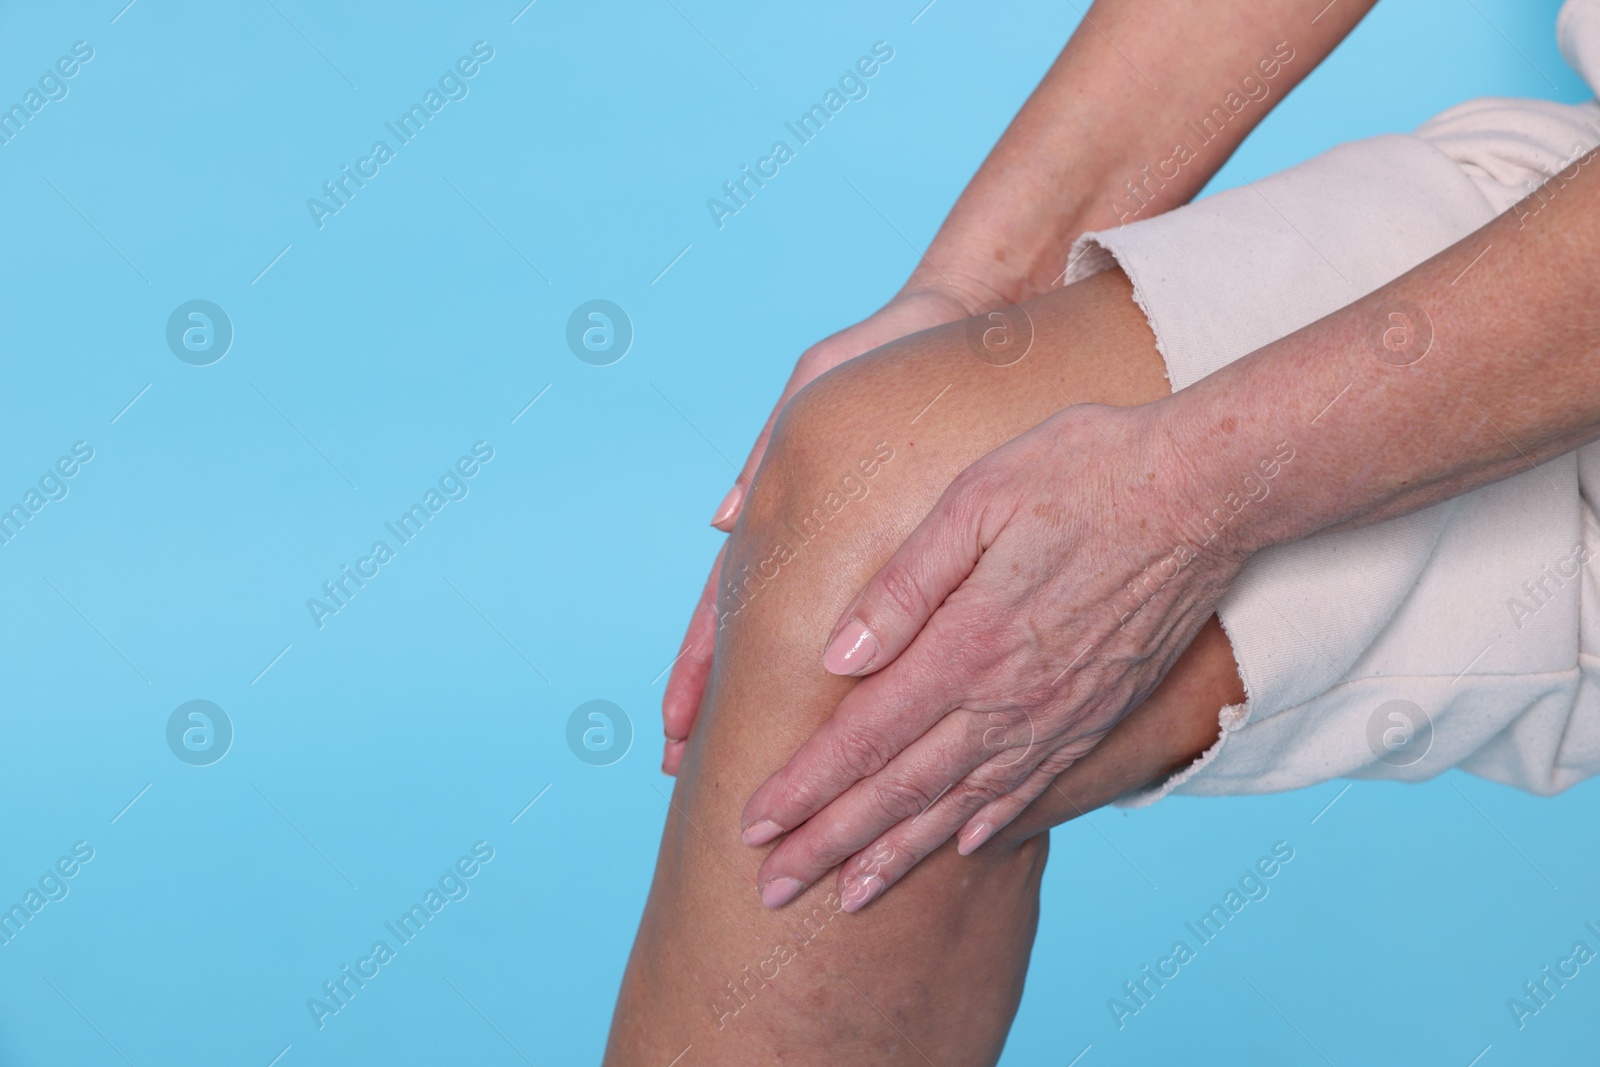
[976, 749, 1032, 788]
[1034, 747, 1080, 777]
[788, 831, 845, 874]
[873, 560, 927, 623]
[945, 462, 986, 501]
[870, 776, 938, 823]
[943, 465, 995, 524]
[951, 775, 1006, 809]
[833, 727, 895, 781]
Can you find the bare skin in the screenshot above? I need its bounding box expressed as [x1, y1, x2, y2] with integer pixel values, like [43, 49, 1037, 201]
[604, 268, 1245, 1066]
[660, 0, 1379, 776]
[744, 149, 1600, 907]
[620, 0, 1600, 1059]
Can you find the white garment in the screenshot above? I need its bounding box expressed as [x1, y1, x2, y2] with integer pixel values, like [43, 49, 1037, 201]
[1061, 0, 1600, 802]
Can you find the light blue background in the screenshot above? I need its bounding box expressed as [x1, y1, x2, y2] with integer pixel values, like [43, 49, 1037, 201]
[0, 0, 1594, 1064]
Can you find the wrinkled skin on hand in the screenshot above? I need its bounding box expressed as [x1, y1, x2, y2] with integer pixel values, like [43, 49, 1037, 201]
[738, 399, 1248, 910]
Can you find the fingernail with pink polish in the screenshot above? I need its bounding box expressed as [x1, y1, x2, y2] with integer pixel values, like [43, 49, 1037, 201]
[840, 874, 885, 913]
[957, 822, 995, 856]
[710, 484, 744, 528]
[823, 619, 879, 676]
[760, 877, 805, 909]
[741, 819, 784, 847]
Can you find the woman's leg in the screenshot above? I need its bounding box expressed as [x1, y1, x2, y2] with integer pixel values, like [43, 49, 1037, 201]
[604, 269, 1245, 1066]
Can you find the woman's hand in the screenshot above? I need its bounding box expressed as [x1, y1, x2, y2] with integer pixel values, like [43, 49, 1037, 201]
[738, 398, 1252, 908]
[660, 285, 987, 773]
[656, 0, 1379, 778]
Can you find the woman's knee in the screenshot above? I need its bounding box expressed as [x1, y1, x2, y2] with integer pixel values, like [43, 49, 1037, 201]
[723, 366, 928, 628]
[735, 270, 1170, 570]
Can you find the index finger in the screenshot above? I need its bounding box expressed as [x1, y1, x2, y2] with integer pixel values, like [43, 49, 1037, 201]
[739, 633, 962, 845]
[741, 459, 996, 843]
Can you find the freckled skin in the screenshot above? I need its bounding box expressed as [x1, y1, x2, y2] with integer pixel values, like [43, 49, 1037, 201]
[604, 269, 1243, 1065]
[1029, 500, 1074, 537]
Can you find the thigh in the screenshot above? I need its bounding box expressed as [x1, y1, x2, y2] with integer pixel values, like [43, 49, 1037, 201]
[605, 268, 1180, 1066]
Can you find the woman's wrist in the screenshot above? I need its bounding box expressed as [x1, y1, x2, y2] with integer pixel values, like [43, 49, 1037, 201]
[890, 0, 1384, 318]
[1143, 375, 1309, 566]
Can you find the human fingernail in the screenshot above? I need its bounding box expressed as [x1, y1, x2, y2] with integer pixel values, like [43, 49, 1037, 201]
[840, 874, 885, 913]
[823, 619, 878, 676]
[710, 484, 744, 529]
[662, 738, 686, 775]
[741, 819, 784, 847]
[759, 877, 805, 909]
[957, 822, 995, 856]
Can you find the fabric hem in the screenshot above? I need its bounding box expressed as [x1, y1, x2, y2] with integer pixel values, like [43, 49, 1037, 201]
[1062, 233, 1174, 387]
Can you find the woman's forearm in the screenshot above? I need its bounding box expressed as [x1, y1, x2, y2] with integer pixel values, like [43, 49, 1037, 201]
[907, 0, 1378, 307]
[1167, 146, 1600, 560]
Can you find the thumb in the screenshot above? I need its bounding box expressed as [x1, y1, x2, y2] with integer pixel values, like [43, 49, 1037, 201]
[821, 483, 985, 677]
